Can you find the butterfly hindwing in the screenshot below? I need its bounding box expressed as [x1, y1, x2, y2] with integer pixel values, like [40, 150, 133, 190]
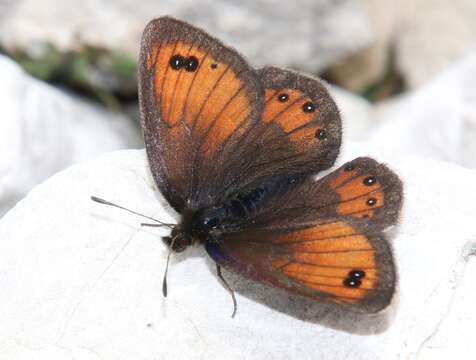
[236, 157, 403, 231]
[206, 158, 402, 312]
[207, 220, 395, 312]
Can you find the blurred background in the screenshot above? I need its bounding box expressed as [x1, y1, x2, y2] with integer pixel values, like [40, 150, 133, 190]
[1, 0, 476, 217]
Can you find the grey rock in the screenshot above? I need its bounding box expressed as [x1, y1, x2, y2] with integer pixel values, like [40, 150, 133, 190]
[0, 55, 141, 217]
[1, 148, 474, 358]
[0, 0, 374, 93]
[395, 0, 476, 88]
[369, 50, 476, 168]
[326, 0, 399, 92]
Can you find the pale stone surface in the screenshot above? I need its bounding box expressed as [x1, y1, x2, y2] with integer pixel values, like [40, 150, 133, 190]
[0, 0, 372, 72]
[395, 0, 476, 88]
[0, 55, 141, 217]
[326, 0, 399, 92]
[370, 50, 476, 168]
[330, 85, 374, 141]
[0, 148, 474, 359]
[327, 0, 476, 91]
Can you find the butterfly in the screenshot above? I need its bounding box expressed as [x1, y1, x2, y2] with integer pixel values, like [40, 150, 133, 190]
[95, 16, 403, 318]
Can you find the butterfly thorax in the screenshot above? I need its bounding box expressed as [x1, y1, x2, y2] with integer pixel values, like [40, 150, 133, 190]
[164, 177, 300, 252]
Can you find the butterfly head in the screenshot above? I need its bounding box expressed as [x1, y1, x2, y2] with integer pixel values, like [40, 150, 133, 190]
[163, 207, 227, 252]
[162, 226, 192, 253]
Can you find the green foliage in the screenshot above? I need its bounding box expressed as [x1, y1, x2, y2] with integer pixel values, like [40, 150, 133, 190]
[6, 43, 138, 108]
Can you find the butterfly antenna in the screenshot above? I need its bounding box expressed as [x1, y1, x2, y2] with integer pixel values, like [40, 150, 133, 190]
[216, 264, 237, 318]
[90, 196, 174, 228]
[162, 234, 179, 297]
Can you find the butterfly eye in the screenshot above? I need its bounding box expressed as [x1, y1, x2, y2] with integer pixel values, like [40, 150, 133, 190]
[184, 56, 199, 72]
[363, 176, 377, 186]
[366, 197, 377, 206]
[314, 129, 327, 140]
[302, 102, 315, 113]
[277, 93, 289, 102]
[169, 54, 185, 70]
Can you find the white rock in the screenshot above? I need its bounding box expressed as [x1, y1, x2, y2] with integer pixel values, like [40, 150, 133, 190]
[326, 0, 400, 92]
[369, 50, 476, 168]
[330, 85, 374, 141]
[0, 0, 373, 72]
[0, 148, 474, 359]
[396, 0, 476, 88]
[0, 55, 141, 216]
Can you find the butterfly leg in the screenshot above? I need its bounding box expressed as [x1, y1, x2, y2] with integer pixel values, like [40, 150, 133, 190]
[216, 264, 237, 318]
[162, 234, 180, 297]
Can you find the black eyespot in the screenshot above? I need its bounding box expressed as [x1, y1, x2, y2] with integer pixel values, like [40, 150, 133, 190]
[278, 93, 289, 102]
[302, 102, 315, 113]
[344, 163, 354, 171]
[343, 278, 362, 288]
[315, 129, 327, 140]
[169, 54, 184, 70]
[348, 270, 366, 279]
[363, 176, 376, 186]
[367, 198, 377, 206]
[184, 56, 199, 72]
[211, 63, 218, 69]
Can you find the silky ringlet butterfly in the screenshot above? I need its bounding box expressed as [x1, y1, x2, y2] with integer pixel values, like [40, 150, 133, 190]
[93, 17, 403, 317]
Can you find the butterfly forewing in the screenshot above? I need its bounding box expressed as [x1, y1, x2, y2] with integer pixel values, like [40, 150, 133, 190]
[218, 67, 342, 196]
[257, 67, 341, 167]
[139, 18, 343, 212]
[139, 17, 263, 211]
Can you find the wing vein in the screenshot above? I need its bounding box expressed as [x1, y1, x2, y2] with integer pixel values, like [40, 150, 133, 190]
[284, 270, 377, 280]
[293, 261, 375, 269]
[295, 249, 374, 255]
[197, 83, 246, 147]
[264, 89, 280, 104]
[183, 49, 211, 122]
[166, 42, 195, 123]
[190, 64, 232, 131]
[260, 182, 394, 225]
[243, 232, 367, 245]
[292, 280, 368, 290]
[267, 94, 307, 124]
[188, 63, 233, 198]
[159, 40, 179, 112]
[334, 162, 388, 191]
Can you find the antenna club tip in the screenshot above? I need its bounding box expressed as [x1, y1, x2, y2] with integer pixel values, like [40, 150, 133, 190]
[90, 195, 104, 203]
